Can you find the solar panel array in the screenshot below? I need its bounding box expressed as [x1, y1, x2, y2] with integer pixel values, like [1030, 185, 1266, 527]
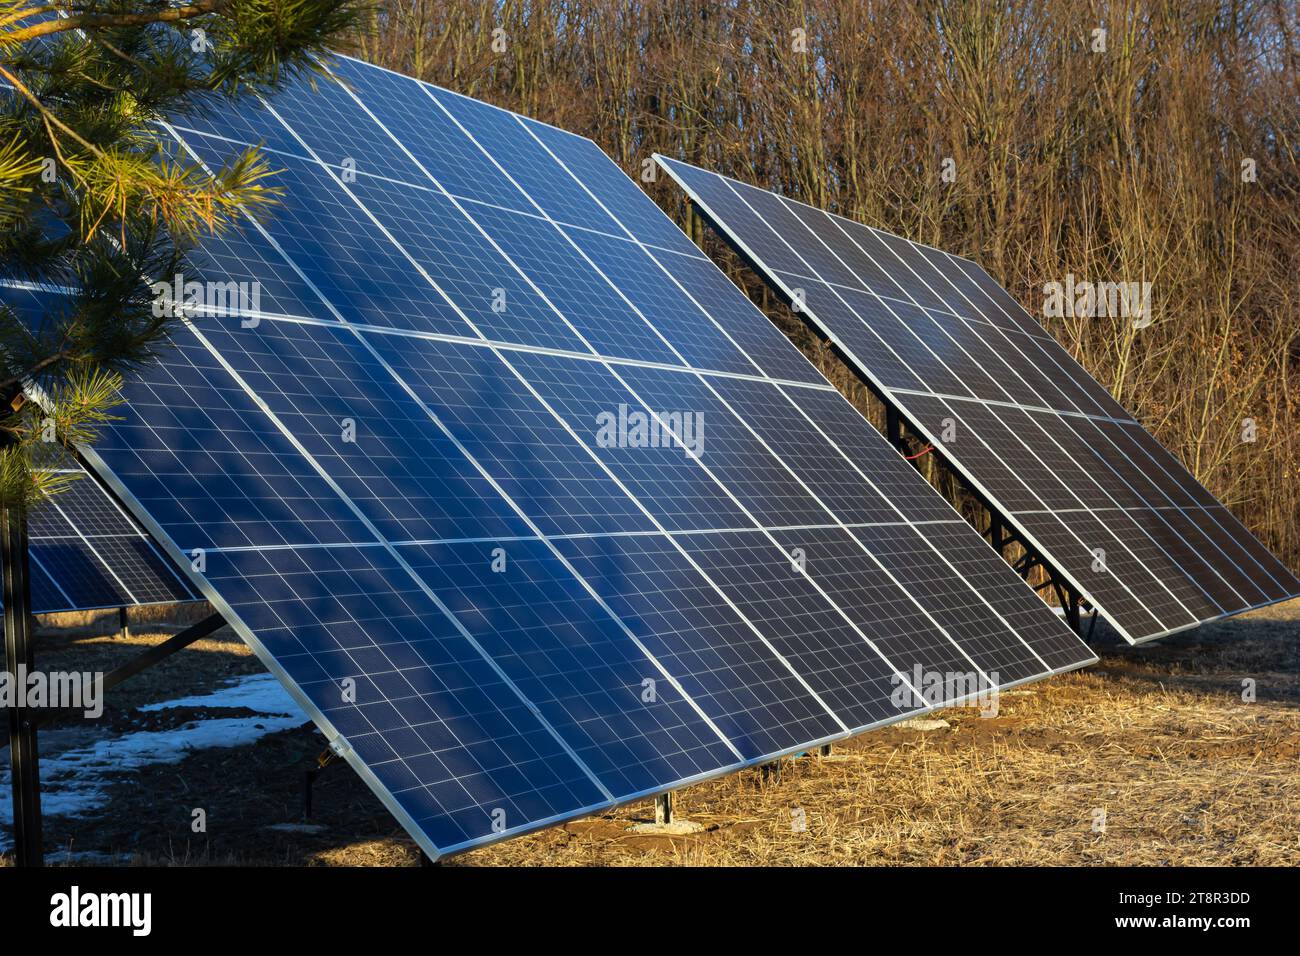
[655, 157, 1300, 644]
[0, 290, 198, 613]
[22, 451, 199, 613]
[3, 56, 1095, 859]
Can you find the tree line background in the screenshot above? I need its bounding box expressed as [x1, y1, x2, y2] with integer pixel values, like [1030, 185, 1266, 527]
[347, 0, 1299, 568]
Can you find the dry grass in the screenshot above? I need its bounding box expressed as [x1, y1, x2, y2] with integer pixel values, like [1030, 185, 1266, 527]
[3, 599, 1296, 867]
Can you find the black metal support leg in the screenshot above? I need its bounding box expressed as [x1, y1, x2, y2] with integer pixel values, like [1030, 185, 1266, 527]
[3, 502, 42, 867]
[988, 512, 1004, 557]
[117, 604, 129, 640]
[886, 405, 904, 453]
[1056, 583, 1082, 634]
[301, 747, 338, 821]
[302, 768, 318, 820]
[33, 612, 225, 728]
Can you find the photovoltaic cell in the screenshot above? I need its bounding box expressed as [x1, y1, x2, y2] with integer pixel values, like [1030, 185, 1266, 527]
[396, 538, 740, 797]
[2, 55, 1096, 860]
[203, 543, 610, 852]
[654, 155, 1300, 642]
[21, 449, 196, 613]
[674, 529, 909, 729]
[0, 287, 199, 613]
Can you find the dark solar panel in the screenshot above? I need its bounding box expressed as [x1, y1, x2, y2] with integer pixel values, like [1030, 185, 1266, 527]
[10, 442, 197, 613]
[657, 156, 1300, 643]
[0, 281, 198, 613]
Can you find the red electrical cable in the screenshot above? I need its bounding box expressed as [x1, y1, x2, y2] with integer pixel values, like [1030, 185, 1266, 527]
[903, 444, 934, 461]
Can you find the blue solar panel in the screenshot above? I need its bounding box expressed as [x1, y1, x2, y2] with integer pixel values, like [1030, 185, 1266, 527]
[24, 454, 198, 612]
[398, 539, 741, 795]
[0, 287, 198, 614]
[3, 55, 1096, 859]
[656, 155, 1300, 643]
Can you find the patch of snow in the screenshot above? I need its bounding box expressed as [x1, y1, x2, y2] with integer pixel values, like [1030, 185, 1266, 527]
[139, 672, 303, 716]
[1, 673, 307, 855]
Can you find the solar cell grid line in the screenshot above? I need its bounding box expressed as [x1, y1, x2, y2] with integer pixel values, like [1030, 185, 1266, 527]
[879, 242, 1300, 606]
[310, 61, 1041, 695]
[505, 106, 1096, 679]
[395, 538, 744, 797]
[1042, 417, 1254, 613]
[0, 286, 193, 610]
[159, 94, 826, 388]
[888, 281, 1289, 611]
[614, 363, 1051, 683]
[457, 117, 1097, 686]
[670, 529, 927, 729]
[158, 141, 774, 780]
[843, 523, 1049, 681]
[790, 187, 1300, 624]
[322, 144, 880, 749]
[712, 179, 1216, 631]
[97, 313, 636, 841]
[0, 442, 199, 613]
[937, 255, 1132, 416]
[861, 239, 1284, 571]
[1103, 421, 1300, 596]
[287, 63, 1097, 689]
[392, 82, 1086, 697]
[195, 543, 614, 851]
[516, 135, 823, 385]
[657, 156, 1300, 643]
[360, 340, 863, 755]
[919, 522, 1095, 672]
[656, 170, 1195, 639]
[27, 555, 76, 612]
[19, 56, 1095, 859]
[201, 157, 826, 738]
[154, 102, 842, 837]
[169, 301, 830, 392]
[780, 386, 961, 525]
[3, 274, 644, 842]
[888, 239, 1300, 600]
[40, 490, 138, 604]
[507, 345, 1078, 696]
[327, 55, 828, 387]
[836, 330, 1203, 637]
[977, 404, 1208, 620]
[240, 84, 879, 746]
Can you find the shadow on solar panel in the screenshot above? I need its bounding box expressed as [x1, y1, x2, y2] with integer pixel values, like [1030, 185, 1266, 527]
[655, 156, 1300, 650]
[2, 56, 1108, 862]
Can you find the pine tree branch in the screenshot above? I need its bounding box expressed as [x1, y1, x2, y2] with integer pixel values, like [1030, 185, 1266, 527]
[3, 2, 224, 44]
[0, 349, 72, 397]
[0, 5, 60, 32]
[0, 64, 102, 157]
